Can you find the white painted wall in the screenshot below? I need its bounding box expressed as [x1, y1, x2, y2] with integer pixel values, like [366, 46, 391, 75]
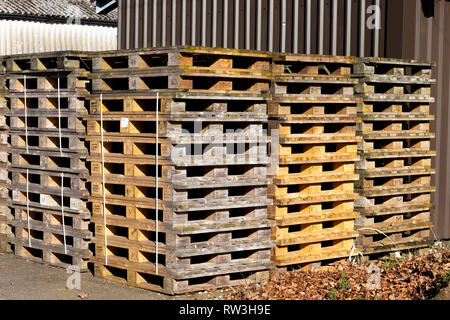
[0, 19, 117, 55]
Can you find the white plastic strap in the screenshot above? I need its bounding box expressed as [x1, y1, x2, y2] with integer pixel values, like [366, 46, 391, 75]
[58, 76, 67, 254]
[156, 92, 159, 275]
[348, 241, 355, 262]
[100, 94, 108, 266]
[155, 92, 159, 275]
[61, 172, 67, 254]
[26, 169, 31, 247]
[24, 75, 29, 154]
[57, 76, 63, 156]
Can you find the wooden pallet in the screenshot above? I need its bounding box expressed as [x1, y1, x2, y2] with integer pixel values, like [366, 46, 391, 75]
[354, 57, 435, 256]
[272, 124, 360, 147]
[10, 132, 87, 154]
[0, 63, 9, 253]
[10, 150, 87, 173]
[5, 52, 92, 73]
[87, 48, 274, 294]
[353, 57, 435, 77]
[10, 167, 87, 192]
[9, 115, 85, 134]
[354, 58, 435, 103]
[91, 94, 267, 114]
[269, 101, 358, 120]
[89, 197, 272, 232]
[92, 261, 270, 295]
[356, 221, 432, 252]
[8, 204, 91, 271]
[85, 116, 268, 140]
[92, 46, 271, 73]
[356, 239, 433, 257]
[9, 95, 88, 113]
[272, 52, 355, 75]
[5, 52, 93, 268]
[9, 238, 91, 271]
[91, 72, 269, 94]
[7, 72, 89, 93]
[272, 240, 356, 267]
[92, 225, 272, 279]
[273, 79, 355, 96]
[354, 81, 434, 95]
[268, 53, 360, 271]
[90, 47, 272, 94]
[88, 161, 269, 189]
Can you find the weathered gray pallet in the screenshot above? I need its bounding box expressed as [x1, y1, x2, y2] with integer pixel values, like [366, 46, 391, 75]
[88, 49, 274, 294]
[0, 66, 9, 254]
[354, 57, 435, 256]
[5, 52, 93, 268]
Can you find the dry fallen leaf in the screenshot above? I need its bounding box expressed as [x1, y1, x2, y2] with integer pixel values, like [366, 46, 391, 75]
[78, 293, 89, 299]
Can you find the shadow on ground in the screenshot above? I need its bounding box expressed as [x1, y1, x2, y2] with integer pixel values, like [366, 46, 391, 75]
[0, 253, 223, 300]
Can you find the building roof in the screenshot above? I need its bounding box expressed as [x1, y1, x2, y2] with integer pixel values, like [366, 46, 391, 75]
[0, 0, 117, 23]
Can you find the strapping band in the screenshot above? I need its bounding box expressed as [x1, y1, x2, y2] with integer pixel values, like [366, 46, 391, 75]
[156, 92, 159, 275]
[100, 94, 108, 266]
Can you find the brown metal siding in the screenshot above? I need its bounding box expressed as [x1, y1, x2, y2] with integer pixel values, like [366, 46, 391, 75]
[392, 0, 450, 240]
[117, 0, 450, 239]
[118, 0, 393, 56]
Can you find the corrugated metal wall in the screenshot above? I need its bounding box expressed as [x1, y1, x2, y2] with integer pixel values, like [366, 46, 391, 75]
[0, 19, 117, 55]
[118, 0, 397, 57]
[399, 0, 450, 241]
[117, 0, 450, 239]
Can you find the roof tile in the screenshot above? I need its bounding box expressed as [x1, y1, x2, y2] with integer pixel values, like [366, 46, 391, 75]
[0, 0, 117, 22]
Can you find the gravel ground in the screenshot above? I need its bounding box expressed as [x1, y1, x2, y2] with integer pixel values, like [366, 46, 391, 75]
[0, 253, 220, 300]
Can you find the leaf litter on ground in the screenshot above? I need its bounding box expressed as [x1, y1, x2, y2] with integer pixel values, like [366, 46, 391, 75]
[220, 250, 450, 300]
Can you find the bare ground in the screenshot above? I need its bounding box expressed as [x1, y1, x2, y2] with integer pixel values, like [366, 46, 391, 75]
[0, 253, 223, 300]
[434, 284, 450, 300]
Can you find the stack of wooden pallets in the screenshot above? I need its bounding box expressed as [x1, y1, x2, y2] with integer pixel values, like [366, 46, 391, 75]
[5, 53, 92, 270]
[86, 47, 275, 294]
[268, 54, 361, 271]
[0, 47, 439, 292]
[353, 57, 436, 257]
[0, 57, 10, 253]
